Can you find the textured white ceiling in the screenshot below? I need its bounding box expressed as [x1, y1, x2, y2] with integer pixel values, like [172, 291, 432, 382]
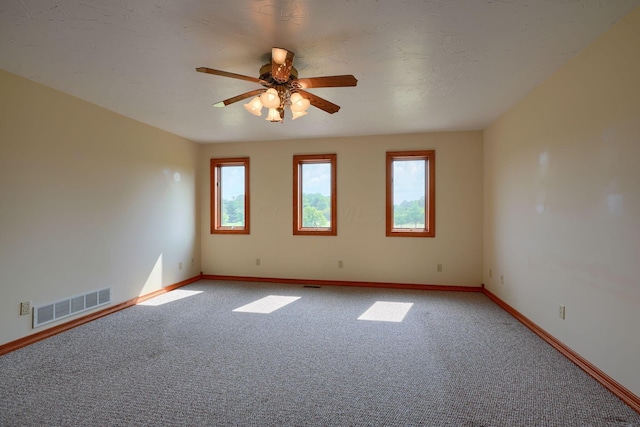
[1, 0, 638, 143]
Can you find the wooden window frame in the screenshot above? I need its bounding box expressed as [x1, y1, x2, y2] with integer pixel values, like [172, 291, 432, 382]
[386, 150, 435, 237]
[293, 154, 337, 236]
[210, 157, 250, 234]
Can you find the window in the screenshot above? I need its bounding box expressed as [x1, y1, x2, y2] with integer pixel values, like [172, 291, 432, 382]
[293, 154, 337, 236]
[386, 150, 435, 237]
[210, 157, 249, 234]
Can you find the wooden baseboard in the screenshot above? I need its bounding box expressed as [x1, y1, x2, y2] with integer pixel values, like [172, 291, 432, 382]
[482, 287, 640, 414]
[0, 274, 202, 356]
[202, 274, 484, 293]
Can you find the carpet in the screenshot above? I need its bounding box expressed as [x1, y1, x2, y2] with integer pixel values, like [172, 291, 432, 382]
[1, 280, 638, 426]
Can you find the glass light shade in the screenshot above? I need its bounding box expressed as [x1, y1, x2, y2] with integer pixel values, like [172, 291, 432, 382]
[260, 88, 280, 109]
[265, 108, 282, 122]
[243, 97, 263, 116]
[291, 97, 310, 113]
[291, 110, 308, 120]
[272, 48, 288, 65]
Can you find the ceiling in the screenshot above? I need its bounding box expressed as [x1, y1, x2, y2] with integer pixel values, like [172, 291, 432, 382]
[1, 1, 638, 144]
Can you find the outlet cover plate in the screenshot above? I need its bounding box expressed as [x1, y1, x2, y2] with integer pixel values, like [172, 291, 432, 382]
[20, 301, 31, 316]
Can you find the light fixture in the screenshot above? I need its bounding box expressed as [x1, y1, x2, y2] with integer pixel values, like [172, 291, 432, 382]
[271, 47, 288, 65]
[291, 110, 308, 120]
[260, 88, 280, 109]
[265, 108, 282, 122]
[290, 92, 310, 113]
[243, 96, 263, 116]
[243, 88, 311, 123]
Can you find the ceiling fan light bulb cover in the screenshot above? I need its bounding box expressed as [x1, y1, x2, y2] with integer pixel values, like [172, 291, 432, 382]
[260, 88, 280, 109]
[291, 110, 308, 120]
[265, 108, 282, 122]
[272, 48, 288, 65]
[243, 97, 263, 116]
[291, 97, 311, 113]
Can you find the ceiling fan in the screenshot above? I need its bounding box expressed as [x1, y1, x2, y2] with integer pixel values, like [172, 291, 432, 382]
[196, 47, 357, 123]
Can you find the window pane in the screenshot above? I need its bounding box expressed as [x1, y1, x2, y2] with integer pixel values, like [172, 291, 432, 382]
[301, 162, 331, 228]
[386, 150, 434, 237]
[211, 157, 249, 235]
[220, 165, 245, 227]
[392, 160, 425, 228]
[293, 154, 336, 236]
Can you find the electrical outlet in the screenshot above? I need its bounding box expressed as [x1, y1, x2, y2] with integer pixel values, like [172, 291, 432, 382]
[20, 301, 31, 316]
[558, 304, 566, 320]
[338, 260, 344, 268]
[256, 258, 261, 266]
[500, 275, 504, 284]
[179, 262, 183, 270]
[437, 264, 443, 272]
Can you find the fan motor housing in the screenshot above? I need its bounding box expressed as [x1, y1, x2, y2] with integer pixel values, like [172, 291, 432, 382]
[259, 63, 298, 85]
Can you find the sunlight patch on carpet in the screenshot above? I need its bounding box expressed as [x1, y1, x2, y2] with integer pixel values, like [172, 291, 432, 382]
[138, 290, 203, 306]
[232, 295, 301, 314]
[358, 301, 413, 322]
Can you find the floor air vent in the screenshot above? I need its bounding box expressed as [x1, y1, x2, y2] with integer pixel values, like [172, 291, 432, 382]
[33, 288, 111, 328]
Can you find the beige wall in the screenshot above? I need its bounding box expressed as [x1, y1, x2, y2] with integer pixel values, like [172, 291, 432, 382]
[483, 7, 640, 396]
[200, 132, 483, 286]
[0, 70, 201, 346]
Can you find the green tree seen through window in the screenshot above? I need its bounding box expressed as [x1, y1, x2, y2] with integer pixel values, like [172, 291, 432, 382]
[393, 196, 425, 228]
[302, 193, 331, 227]
[221, 194, 245, 226]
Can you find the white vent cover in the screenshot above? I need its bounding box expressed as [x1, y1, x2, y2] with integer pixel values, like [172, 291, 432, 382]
[33, 288, 111, 328]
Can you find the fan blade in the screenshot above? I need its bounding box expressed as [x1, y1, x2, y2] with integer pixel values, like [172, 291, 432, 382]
[212, 89, 265, 107]
[196, 67, 262, 84]
[297, 90, 340, 114]
[271, 48, 295, 83]
[296, 75, 358, 89]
